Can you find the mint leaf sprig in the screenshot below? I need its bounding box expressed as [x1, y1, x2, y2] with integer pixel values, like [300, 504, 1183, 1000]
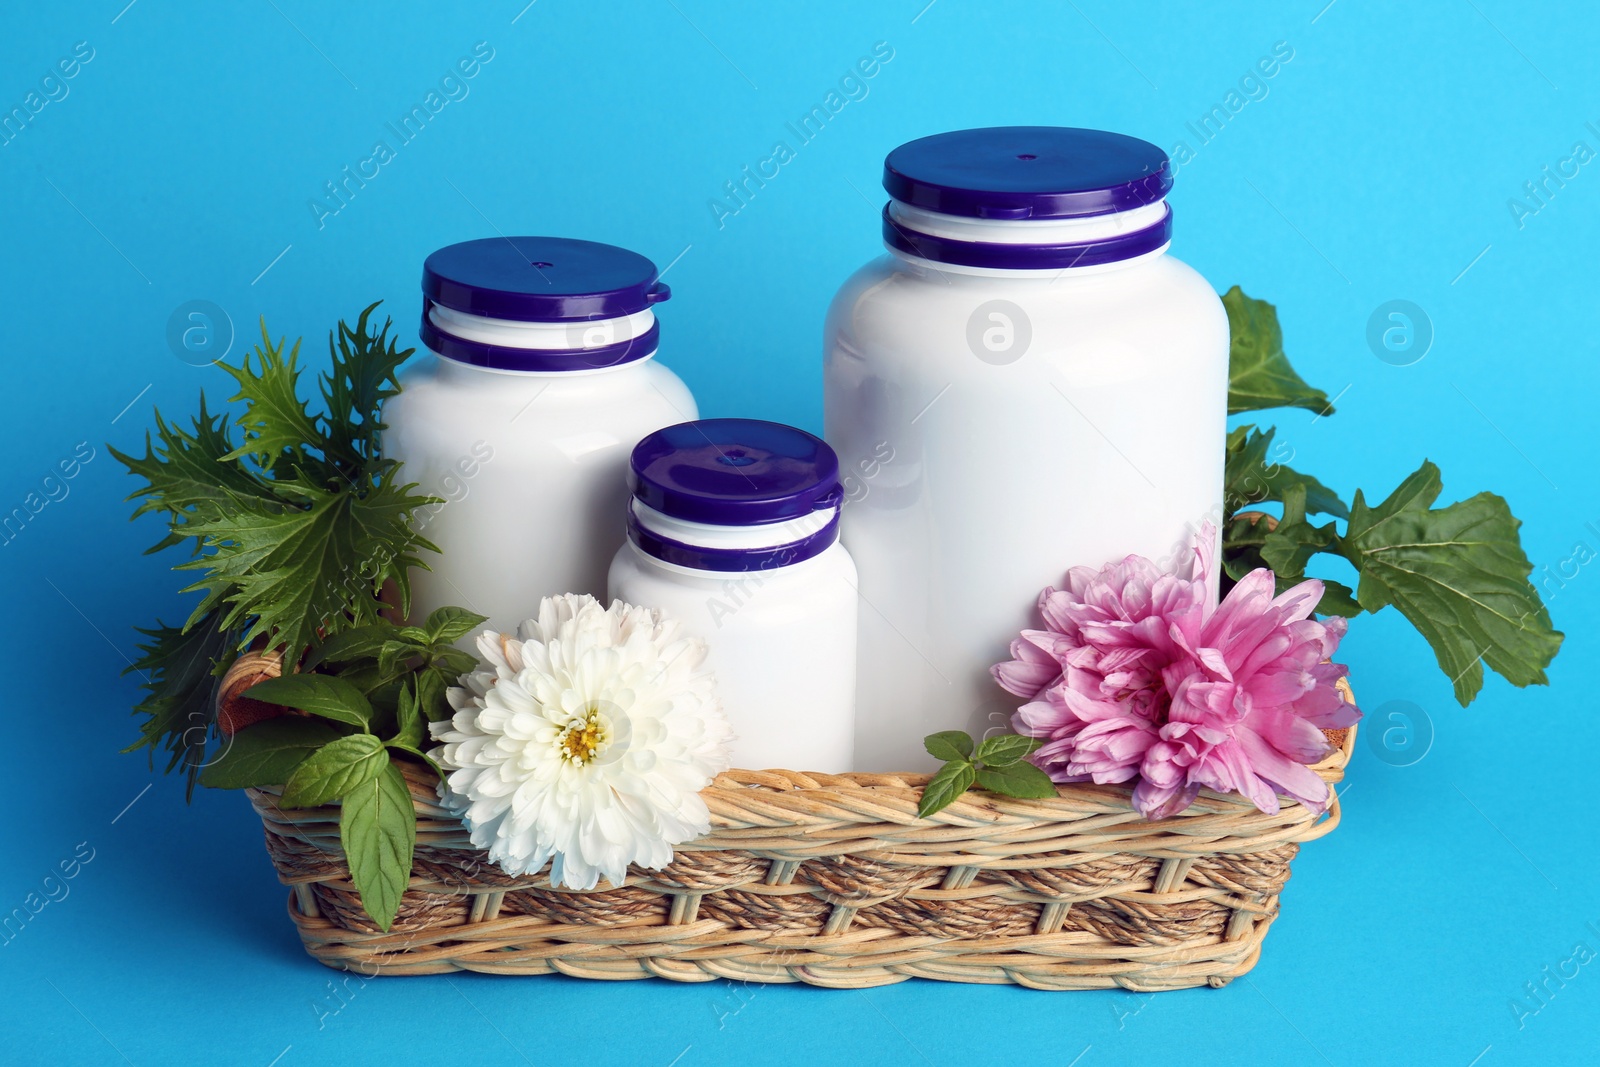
[917, 731, 1056, 818]
[1219, 287, 1563, 706]
[197, 605, 486, 931]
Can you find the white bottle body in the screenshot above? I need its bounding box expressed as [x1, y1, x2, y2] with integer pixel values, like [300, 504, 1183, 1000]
[824, 245, 1229, 770]
[385, 355, 696, 634]
[608, 540, 859, 773]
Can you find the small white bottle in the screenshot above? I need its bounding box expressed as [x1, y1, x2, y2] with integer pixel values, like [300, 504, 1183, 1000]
[825, 127, 1229, 769]
[384, 237, 697, 635]
[607, 419, 858, 773]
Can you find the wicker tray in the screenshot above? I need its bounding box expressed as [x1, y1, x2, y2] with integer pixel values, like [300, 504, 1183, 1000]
[245, 703, 1355, 990]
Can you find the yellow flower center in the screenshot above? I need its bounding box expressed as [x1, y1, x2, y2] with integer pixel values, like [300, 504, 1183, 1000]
[558, 705, 609, 766]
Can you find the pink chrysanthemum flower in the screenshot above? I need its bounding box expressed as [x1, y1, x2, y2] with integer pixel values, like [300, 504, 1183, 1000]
[1133, 570, 1360, 819]
[995, 527, 1214, 786]
[993, 524, 1360, 820]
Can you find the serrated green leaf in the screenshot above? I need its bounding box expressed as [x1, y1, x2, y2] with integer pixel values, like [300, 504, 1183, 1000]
[176, 474, 436, 659]
[1344, 460, 1563, 705]
[109, 397, 277, 540]
[1224, 287, 1335, 416]
[1225, 424, 1348, 519]
[280, 733, 387, 807]
[424, 606, 489, 646]
[121, 610, 239, 800]
[916, 760, 977, 818]
[974, 760, 1058, 800]
[923, 730, 973, 762]
[244, 674, 374, 729]
[974, 733, 1043, 767]
[340, 758, 415, 932]
[1313, 578, 1362, 618]
[219, 324, 322, 465]
[320, 302, 411, 474]
[199, 717, 341, 789]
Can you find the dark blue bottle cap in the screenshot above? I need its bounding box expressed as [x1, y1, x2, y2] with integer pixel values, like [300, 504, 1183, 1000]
[422, 236, 672, 322]
[629, 419, 843, 526]
[883, 126, 1171, 220]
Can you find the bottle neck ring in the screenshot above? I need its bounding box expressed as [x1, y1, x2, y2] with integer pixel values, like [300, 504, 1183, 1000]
[882, 198, 1171, 271]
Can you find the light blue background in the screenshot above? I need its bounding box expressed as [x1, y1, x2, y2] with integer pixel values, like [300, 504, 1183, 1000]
[2, 1, 1595, 1063]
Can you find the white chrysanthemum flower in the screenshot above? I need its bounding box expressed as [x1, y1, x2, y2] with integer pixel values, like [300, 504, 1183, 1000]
[429, 594, 731, 891]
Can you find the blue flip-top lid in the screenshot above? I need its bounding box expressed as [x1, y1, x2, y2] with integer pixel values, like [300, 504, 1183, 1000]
[883, 126, 1172, 220]
[629, 419, 843, 526]
[422, 236, 672, 322]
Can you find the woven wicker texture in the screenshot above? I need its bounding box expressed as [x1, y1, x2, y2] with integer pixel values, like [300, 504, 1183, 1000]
[246, 709, 1355, 990]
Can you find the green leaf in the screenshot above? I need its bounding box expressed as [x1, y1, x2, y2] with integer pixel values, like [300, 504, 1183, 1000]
[974, 733, 1043, 767]
[424, 605, 489, 646]
[975, 760, 1057, 800]
[280, 733, 387, 807]
[176, 474, 437, 659]
[303, 624, 396, 671]
[339, 758, 415, 932]
[427, 645, 479, 680]
[319, 302, 412, 475]
[108, 397, 278, 544]
[1224, 287, 1335, 417]
[244, 674, 374, 730]
[199, 717, 341, 789]
[393, 680, 424, 750]
[1222, 491, 1360, 618]
[923, 730, 973, 762]
[1343, 460, 1563, 705]
[415, 666, 451, 724]
[916, 760, 977, 818]
[219, 324, 322, 465]
[1224, 425, 1348, 519]
[121, 610, 239, 800]
[386, 742, 446, 781]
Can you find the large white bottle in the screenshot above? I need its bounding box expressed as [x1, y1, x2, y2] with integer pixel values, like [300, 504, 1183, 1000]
[823, 128, 1229, 770]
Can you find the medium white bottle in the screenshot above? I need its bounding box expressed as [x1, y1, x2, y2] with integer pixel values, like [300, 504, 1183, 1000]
[824, 127, 1229, 770]
[607, 419, 858, 773]
[385, 237, 697, 635]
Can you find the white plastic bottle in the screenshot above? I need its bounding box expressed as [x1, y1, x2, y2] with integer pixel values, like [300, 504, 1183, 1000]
[824, 127, 1229, 770]
[385, 237, 697, 635]
[607, 419, 858, 773]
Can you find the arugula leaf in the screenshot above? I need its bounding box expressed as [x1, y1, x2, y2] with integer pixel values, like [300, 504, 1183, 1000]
[916, 760, 977, 818]
[122, 611, 239, 800]
[1225, 425, 1348, 519]
[1344, 461, 1563, 705]
[923, 730, 973, 762]
[975, 761, 1057, 799]
[281, 733, 388, 807]
[340, 758, 415, 931]
[244, 674, 374, 730]
[974, 733, 1043, 767]
[199, 717, 341, 789]
[1224, 287, 1335, 416]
